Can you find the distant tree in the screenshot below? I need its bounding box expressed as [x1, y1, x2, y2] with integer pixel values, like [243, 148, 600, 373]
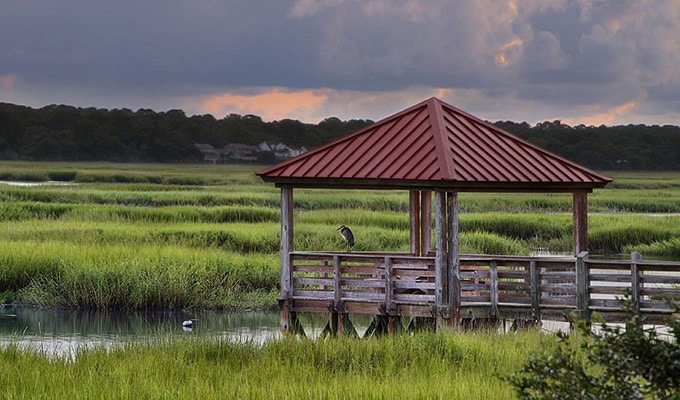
[257, 151, 276, 165]
[318, 116, 343, 132]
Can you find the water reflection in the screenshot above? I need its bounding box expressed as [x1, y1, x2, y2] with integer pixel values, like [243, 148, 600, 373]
[0, 306, 283, 358]
[2, 306, 670, 360]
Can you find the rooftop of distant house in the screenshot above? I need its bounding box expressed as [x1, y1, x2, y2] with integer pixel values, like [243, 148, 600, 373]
[194, 141, 307, 164]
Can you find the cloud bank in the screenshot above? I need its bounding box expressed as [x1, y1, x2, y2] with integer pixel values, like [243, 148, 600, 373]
[1, 0, 678, 125]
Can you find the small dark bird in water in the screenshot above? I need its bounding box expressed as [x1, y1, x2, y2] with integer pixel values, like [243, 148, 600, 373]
[337, 225, 355, 251]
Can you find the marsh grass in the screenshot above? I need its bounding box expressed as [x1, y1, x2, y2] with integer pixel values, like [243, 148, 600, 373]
[0, 161, 262, 185]
[0, 329, 555, 399]
[1, 241, 278, 309]
[589, 214, 679, 254]
[632, 238, 680, 258]
[1, 162, 680, 308]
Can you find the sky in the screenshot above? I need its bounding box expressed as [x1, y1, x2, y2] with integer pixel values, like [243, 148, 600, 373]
[1, 0, 679, 126]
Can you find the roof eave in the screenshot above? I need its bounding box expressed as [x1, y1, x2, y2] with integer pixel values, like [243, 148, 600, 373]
[259, 177, 609, 193]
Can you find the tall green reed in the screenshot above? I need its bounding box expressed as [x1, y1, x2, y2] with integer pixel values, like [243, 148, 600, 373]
[3, 241, 278, 309]
[0, 330, 555, 399]
[3, 162, 680, 310]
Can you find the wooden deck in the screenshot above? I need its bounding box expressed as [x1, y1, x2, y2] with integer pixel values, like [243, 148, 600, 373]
[278, 251, 680, 334]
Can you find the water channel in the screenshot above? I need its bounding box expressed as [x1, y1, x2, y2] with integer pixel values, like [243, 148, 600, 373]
[0, 306, 387, 358]
[0, 304, 578, 360]
[0, 306, 290, 358]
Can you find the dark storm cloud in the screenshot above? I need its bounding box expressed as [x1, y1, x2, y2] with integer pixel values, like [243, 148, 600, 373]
[1, 0, 678, 125]
[1, 1, 313, 88]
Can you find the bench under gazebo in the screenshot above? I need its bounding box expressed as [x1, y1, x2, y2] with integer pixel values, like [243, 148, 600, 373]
[256, 97, 612, 335]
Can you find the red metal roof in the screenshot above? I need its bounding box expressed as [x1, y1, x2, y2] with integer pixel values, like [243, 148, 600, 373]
[257, 97, 612, 192]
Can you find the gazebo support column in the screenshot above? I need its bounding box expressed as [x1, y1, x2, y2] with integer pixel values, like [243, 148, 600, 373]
[573, 191, 588, 255]
[409, 191, 421, 256]
[434, 191, 461, 330]
[447, 192, 460, 328]
[421, 191, 432, 256]
[410, 190, 432, 257]
[279, 186, 296, 334]
[434, 192, 448, 329]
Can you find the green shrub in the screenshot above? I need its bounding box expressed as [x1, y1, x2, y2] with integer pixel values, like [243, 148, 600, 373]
[507, 294, 680, 399]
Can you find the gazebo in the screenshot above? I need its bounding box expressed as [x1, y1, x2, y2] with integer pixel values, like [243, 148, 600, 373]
[257, 97, 612, 334]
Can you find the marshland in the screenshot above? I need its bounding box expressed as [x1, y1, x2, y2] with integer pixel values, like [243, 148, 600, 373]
[1, 161, 680, 398]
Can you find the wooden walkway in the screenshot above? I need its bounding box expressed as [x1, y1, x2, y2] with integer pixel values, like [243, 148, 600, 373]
[278, 251, 680, 335]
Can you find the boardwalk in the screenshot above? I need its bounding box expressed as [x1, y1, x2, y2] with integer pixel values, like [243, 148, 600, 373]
[279, 251, 680, 335]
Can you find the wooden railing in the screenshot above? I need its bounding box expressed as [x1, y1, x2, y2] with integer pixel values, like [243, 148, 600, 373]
[283, 251, 680, 325]
[287, 252, 436, 317]
[458, 254, 579, 321]
[586, 252, 680, 321]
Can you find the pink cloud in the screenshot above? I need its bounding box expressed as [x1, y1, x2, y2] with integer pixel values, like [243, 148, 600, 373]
[1, 74, 18, 89]
[562, 101, 637, 126]
[197, 88, 329, 122]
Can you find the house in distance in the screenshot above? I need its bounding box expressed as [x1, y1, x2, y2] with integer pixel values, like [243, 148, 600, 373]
[194, 142, 307, 164]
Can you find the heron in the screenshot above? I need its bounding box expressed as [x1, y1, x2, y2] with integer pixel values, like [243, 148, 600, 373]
[337, 225, 355, 251]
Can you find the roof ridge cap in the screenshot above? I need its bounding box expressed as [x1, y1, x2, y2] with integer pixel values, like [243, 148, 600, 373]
[427, 98, 456, 180]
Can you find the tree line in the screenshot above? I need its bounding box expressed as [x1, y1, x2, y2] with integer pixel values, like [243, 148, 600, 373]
[1, 102, 679, 169]
[494, 120, 680, 171]
[0, 103, 371, 163]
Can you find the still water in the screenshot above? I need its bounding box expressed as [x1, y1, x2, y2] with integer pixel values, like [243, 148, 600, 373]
[3, 306, 671, 361]
[0, 306, 287, 358]
[0, 306, 386, 358]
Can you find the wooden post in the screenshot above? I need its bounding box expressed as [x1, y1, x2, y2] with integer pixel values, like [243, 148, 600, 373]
[387, 316, 398, 335]
[631, 251, 642, 312]
[447, 192, 460, 327]
[333, 254, 342, 307]
[573, 191, 588, 256]
[332, 254, 343, 335]
[421, 191, 432, 256]
[490, 261, 499, 319]
[409, 191, 421, 256]
[384, 256, 397, 335]
[530, 260, 540, 321]
[279, 187, 294, 333]
[434, 191, 447, 327]
[575, 251, 589, 323]
[384, 256, 393, 313]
